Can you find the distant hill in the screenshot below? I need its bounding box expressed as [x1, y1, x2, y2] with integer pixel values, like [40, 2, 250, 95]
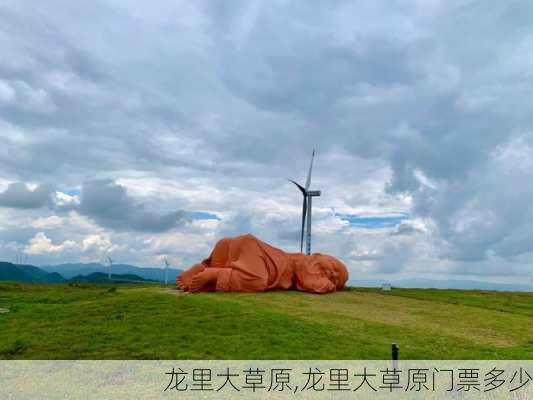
[350, 278, 533, 292]
[69, 272, 157, 284]
[0, 261, 183, 285]
[42, 263, 183, 282]
[0, 262, 65, 284]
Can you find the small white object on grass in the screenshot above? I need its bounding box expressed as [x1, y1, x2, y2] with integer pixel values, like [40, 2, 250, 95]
[381, 283, 392, 291]
[0, 307, 10, 314]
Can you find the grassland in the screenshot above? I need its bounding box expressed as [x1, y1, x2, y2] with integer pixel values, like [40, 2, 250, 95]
[0, 282, 531, 359]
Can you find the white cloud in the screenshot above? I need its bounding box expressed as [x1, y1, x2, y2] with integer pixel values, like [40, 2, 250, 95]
[24, 232, 78, 255]
[0, 80, 16, 103]
[54, 191, 80, 207]
[31, 215, 64, 229]
[81, 233, 120, 254]
[0, 78, 54, 113]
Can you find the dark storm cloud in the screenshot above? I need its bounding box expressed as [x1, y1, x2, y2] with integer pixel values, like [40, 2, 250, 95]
[76, 180, 205, 233]
[0, 225, 38, 243]
[0, 2, 216, 183]
[390, 222, 424, 237]
[0, 182, 54, 209]
[410, 148, 533, 262]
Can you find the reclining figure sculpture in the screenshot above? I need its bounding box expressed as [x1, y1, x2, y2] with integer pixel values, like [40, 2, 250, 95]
[177, 234, 349, 293]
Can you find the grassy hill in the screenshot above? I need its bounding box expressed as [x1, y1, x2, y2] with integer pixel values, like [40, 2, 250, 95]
[0, 283, 531, 359]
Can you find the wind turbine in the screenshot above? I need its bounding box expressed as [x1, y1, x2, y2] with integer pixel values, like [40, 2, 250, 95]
[163, 257, 170, 285]
[107, 256, 113, 280]
[290, 149, 321, 255]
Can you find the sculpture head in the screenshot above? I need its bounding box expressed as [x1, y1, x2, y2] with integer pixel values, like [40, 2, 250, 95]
[311, 253, 349, 290]
[289, 252, 349, 291]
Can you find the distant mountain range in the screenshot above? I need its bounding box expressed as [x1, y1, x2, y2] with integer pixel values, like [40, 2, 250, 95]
[41, 262, 183, 282]
[0, 262, 65, 283]
[350, 278, 533, 292]
[0, 261, 183, 284]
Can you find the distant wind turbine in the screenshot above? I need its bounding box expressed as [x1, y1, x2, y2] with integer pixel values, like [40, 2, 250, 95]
[289, 149, 321, 255]
[107, 257, 113, 280]
[15, 252, 26, 265]
[163, 257, 170, 285]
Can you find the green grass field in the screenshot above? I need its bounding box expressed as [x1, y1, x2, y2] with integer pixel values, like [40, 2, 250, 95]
[0, 282, 531, 359]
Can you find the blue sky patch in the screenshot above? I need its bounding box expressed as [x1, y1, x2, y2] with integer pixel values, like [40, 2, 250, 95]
[65, 188, 81, 196]
[335, 212, 408, 228]
[187, 211, 221, 221]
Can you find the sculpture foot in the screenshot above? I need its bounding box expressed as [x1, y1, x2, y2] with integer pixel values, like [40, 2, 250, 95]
[176, 276, 188, 291]
[176, 263, 206, 291]
[189, 269, 218, 292]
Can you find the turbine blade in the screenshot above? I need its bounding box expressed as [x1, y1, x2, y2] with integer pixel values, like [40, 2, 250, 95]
[289, 179, 307, 195]
[300, 196, 307, 253]
[304, 149, 315, 191]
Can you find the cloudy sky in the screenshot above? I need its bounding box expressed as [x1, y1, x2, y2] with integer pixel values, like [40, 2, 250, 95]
[1, 0, 532, 283]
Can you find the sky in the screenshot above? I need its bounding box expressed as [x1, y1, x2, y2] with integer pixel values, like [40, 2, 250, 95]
[0, 0, 532, 284]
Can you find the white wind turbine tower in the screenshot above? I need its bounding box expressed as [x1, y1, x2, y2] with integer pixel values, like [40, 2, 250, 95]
[107, 256, 113, 280]
[290, 149, 321, 255]
[163, 257, 170, 285]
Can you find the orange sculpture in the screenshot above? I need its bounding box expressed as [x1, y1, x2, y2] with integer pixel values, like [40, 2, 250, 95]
[177, 234, 349, 293]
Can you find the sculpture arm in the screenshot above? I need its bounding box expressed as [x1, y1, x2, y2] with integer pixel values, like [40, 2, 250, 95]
[296, 276, 336, 294]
